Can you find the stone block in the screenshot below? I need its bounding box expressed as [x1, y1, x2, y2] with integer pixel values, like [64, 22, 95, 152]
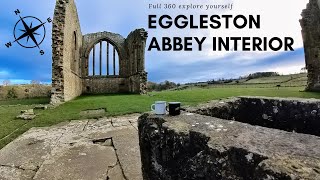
[189, 96, 320, 137]
[17, 109, 36, 120]
[138, 113, 320, 180]
[33, 143, 118, 180]
[34, 105, 48, 110]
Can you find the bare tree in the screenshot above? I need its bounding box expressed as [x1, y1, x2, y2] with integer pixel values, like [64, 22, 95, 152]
[301, 67, 307, 73]
[3, 80, 11, 86]
[30, 80, 40, 85]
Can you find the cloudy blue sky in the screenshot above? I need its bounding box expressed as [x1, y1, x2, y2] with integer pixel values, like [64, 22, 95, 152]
[0, 0, 309, 84]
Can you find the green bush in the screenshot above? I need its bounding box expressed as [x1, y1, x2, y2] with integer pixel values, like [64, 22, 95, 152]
[147, 80, 177, 91]
[6, 88, 18, 99]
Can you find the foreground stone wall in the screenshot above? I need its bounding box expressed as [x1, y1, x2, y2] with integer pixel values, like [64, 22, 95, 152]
[138, 113, 320, 180]
[189, 96, 320, 137]
[301, 0, 320, 91]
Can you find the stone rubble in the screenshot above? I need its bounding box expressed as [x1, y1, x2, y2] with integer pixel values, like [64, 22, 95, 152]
[16, 109, 36, 120]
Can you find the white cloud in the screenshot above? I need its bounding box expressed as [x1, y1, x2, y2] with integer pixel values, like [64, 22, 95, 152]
[265, 61, 306, 75]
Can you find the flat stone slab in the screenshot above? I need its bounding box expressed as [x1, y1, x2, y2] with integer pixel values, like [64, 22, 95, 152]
[108, 164, 125, 180]
[138, 113, 320, 180]
[80, 108, 107, 117]
[0, 127, 64, 171]
[0, 166, 35, 180]
[34, 143, 117, 180]
[112, 127, 143, 180]
[16, 109, 36, 120]
[0, 114, 141, 180]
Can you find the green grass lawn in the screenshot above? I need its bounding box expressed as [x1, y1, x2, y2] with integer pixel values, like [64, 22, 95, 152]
[1, 87, 320, 149]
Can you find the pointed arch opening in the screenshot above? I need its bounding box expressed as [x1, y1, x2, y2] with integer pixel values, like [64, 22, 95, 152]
[88, 40, 120, 76]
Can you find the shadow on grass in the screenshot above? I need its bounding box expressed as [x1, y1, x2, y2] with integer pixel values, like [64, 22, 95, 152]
[0, 97, 51, 106]
[79, 92, 141, 98]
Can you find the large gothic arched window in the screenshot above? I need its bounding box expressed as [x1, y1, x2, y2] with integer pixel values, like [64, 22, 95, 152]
[88, 40, 120, 76]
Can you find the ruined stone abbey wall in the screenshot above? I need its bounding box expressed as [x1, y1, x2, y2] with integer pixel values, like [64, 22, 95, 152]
[301, 0, 320, 91]
[51, 0, 83, 104]
[83, 77, 128, 94]
[126, 29, 148, 94]
[51, 0, 148, 104]
[62, 0, 83, 101]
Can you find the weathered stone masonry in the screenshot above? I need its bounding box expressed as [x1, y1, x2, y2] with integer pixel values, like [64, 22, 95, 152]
[51, 0, 148, 104]
[138, 97, 320, 179]
[301, 0, 320, 91]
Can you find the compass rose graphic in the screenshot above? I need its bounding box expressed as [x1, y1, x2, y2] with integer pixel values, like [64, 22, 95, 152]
[5, 9, 52, 55]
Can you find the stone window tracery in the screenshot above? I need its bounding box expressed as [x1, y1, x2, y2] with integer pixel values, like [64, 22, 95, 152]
[88, 40, 120, 76]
